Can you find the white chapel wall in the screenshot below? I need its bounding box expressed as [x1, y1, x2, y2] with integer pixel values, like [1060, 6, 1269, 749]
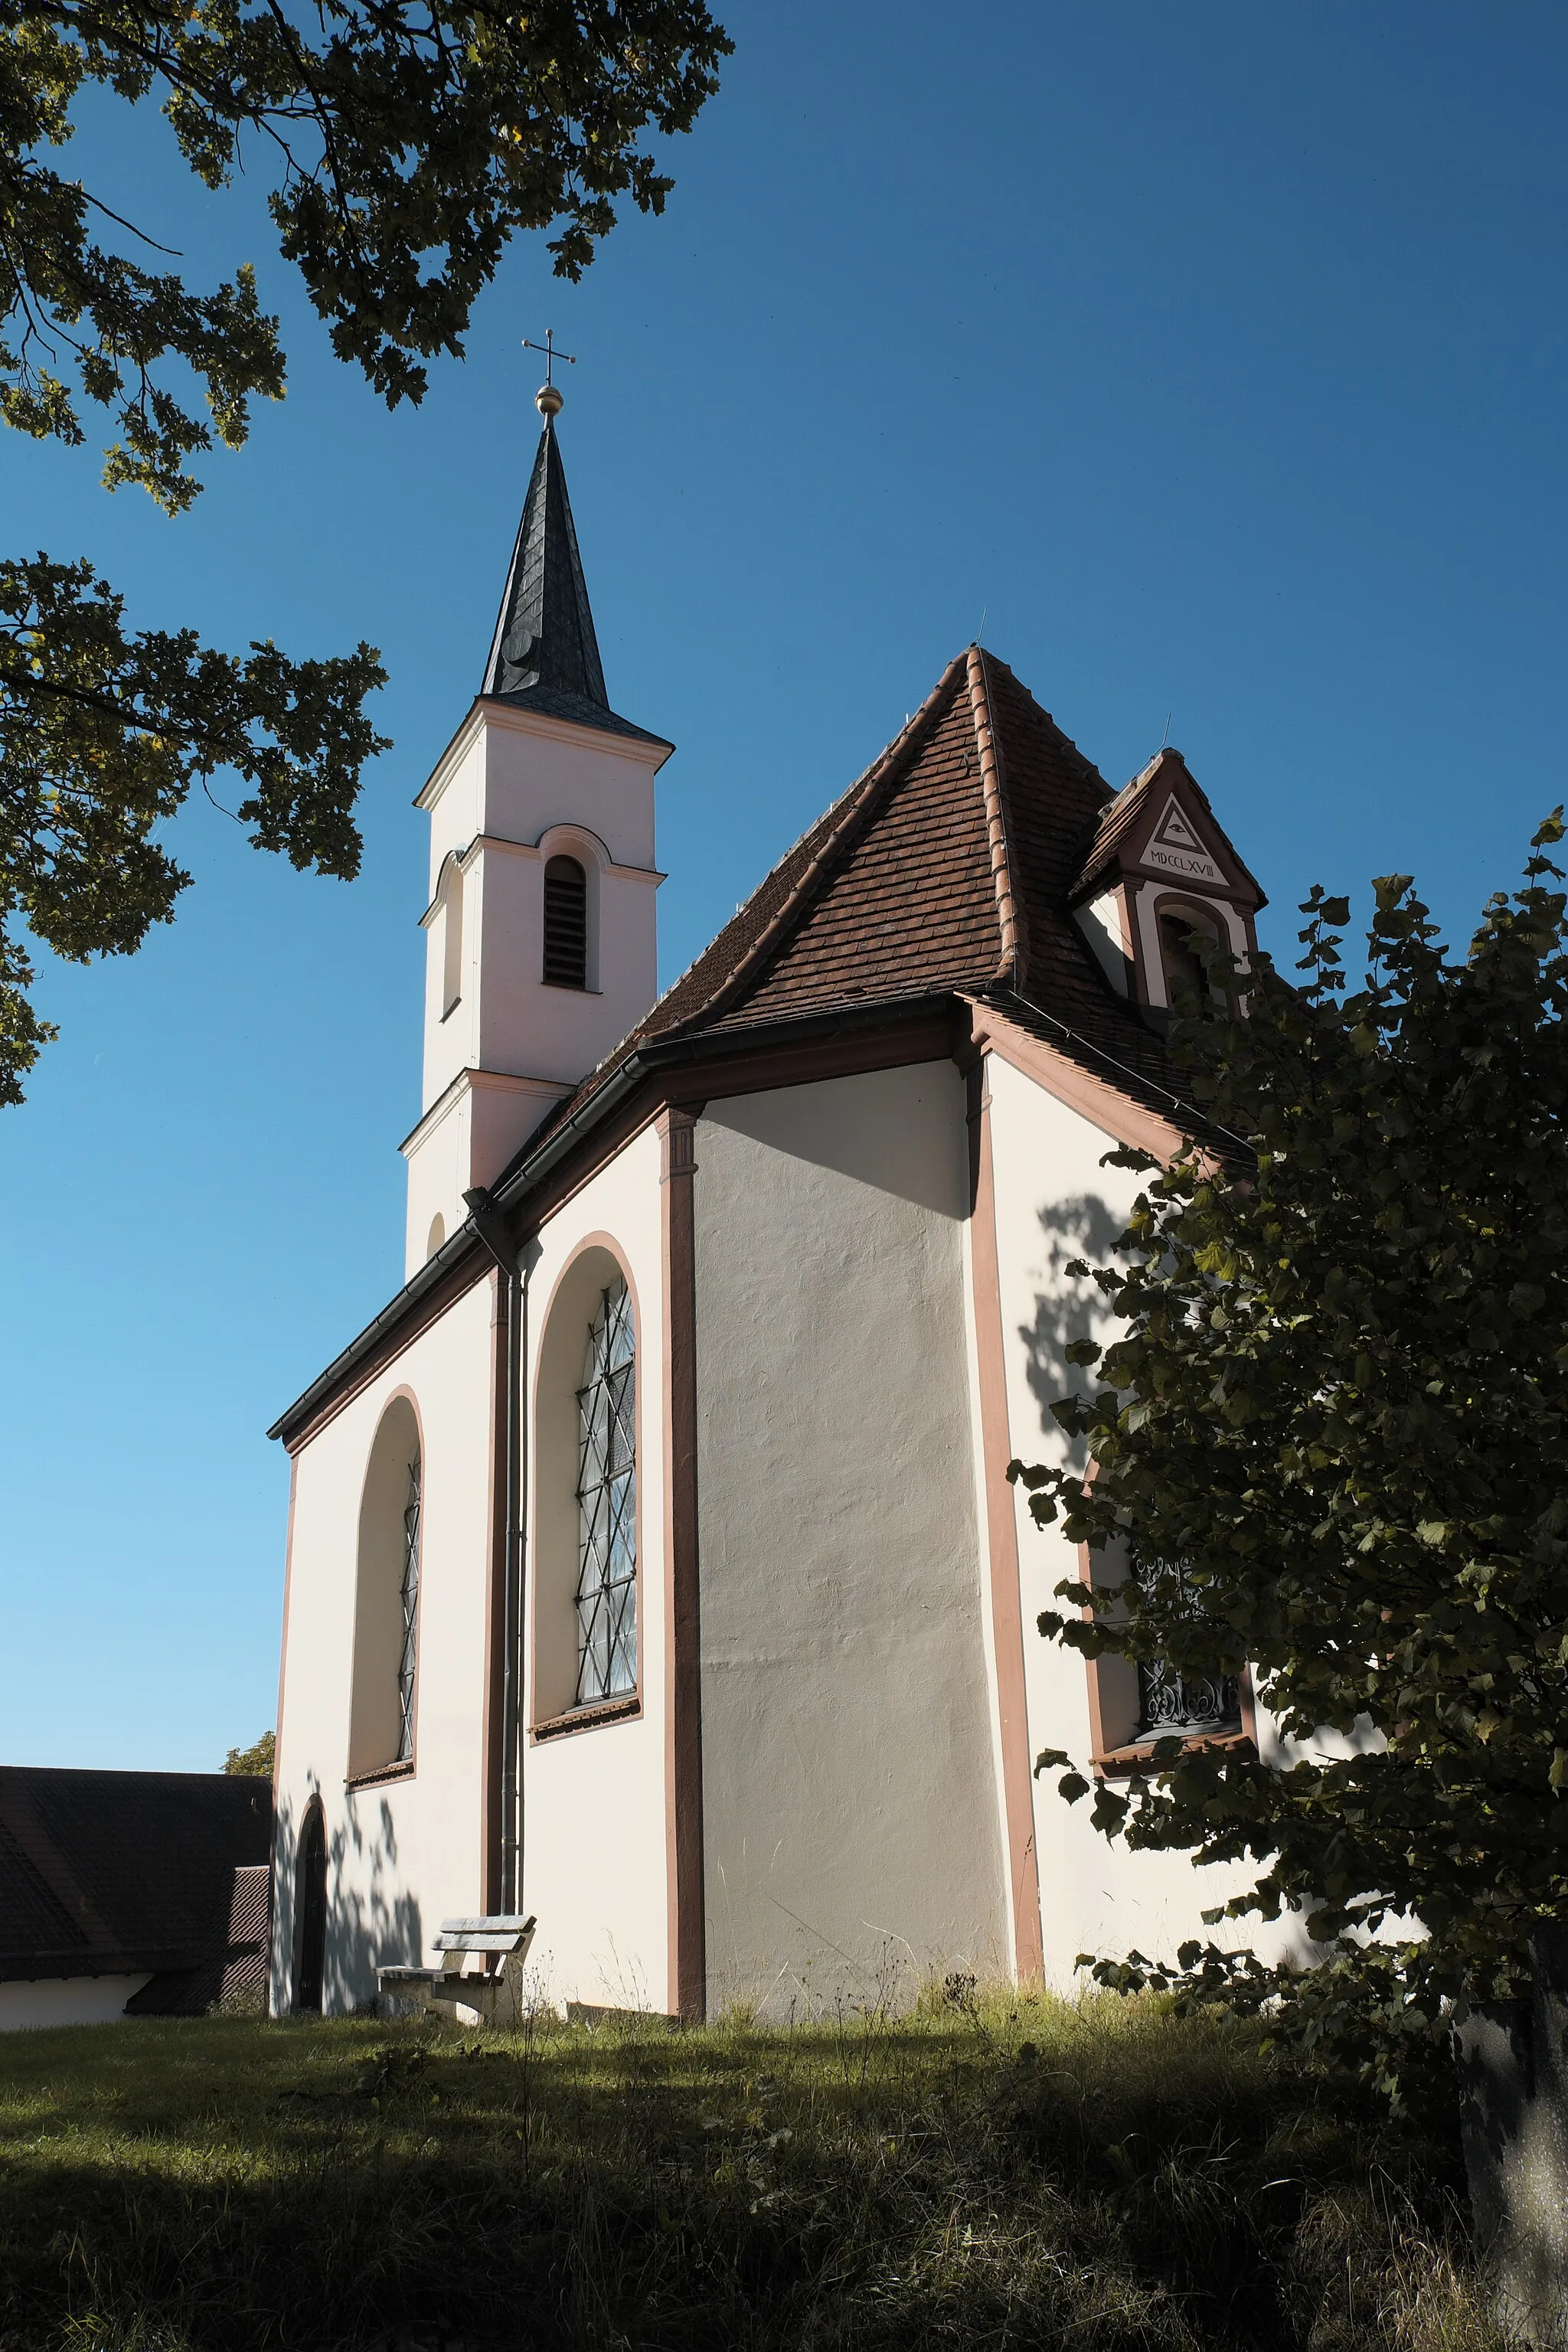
[419, 732, 485, 1108]
[520, 1121, 670, 2015]
[270, 1279, 495, 2016]
[480, 706, 659, 873]
[984, 1050, 1301, 1983]
[692, 1062, 1008, 2017]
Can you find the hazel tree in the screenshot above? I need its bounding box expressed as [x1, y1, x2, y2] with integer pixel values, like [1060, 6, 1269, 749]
[1013, 816, 1568, 2097]
[1, 0, 730, 1099]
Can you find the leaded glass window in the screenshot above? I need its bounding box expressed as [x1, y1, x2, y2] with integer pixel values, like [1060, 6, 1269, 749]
[575, 1280, 636, 1704]
[397, 1456, 421, 1761]
[1132, 1552, 1240, 1743]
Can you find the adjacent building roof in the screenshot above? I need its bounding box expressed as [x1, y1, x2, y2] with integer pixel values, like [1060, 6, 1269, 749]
[480, 416, 670, 750]
[0, 1768, 272, 2008]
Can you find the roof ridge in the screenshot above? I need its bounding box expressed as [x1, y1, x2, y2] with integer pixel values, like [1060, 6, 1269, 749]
[966, 645, 1027, 989]
[665, 651, 970, 1037]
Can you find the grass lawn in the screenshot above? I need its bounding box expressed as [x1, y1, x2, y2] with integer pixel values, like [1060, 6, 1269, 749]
[0, 1988, 1506, 2351]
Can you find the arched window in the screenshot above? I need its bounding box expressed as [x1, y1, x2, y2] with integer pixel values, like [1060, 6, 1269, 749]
[531, 1245, 640, 1725]
[574, 1280, 636, 1703]
[543, 854, 588, 989]
[442, 861, 464, 1016]
[1158, 904, 1225, 1014]
[426, 1212, 446, 1262]
[349, 1396, 423, 1778]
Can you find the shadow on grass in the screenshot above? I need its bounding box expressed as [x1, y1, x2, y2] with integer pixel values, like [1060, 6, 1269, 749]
[0, 1994, 1502, 2352]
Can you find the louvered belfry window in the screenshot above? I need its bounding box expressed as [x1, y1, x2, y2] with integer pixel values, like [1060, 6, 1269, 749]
[543, 854, 588, 988]
[574, 1280, 636, 1704]
[397, 1456, 422, 1761]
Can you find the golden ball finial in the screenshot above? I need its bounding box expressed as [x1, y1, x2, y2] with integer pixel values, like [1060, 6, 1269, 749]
[535, 380, 564, 420]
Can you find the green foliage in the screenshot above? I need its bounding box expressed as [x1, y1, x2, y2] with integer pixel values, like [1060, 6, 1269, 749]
[1012, 816, 1568, 2100]
[222, 1728, 274, 1775]
[2, 0, 732, 498]
[0, 1997, 1504, 2349]
[1, 0, 729, 1096]
[0, 555, 387, 1101]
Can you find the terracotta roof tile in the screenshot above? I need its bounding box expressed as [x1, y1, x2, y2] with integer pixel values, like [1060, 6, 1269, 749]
[512, 647, 1194, 1165]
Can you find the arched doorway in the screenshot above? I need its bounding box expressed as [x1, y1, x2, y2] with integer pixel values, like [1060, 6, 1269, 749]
[296, 1798, 328, 2013]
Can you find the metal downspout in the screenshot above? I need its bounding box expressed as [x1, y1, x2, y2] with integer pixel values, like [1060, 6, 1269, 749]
[466, 1188, 529, 1915]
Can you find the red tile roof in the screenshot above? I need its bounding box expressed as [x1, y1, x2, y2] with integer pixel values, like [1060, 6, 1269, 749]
[522, 645, 1185, 1155]
[270, 650, 1243, 1449]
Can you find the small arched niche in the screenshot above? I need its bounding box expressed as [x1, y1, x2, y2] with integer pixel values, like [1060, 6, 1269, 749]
[441, 860, 465, 1017]
[294, 1794, 328, 2012]
[426, 1212, 446, 1262]
[348, 1394, 423, 1779]
[532, 1244, 639, 1723]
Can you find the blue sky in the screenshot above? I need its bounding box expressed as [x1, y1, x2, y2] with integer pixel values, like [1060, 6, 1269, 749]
[3, 2, 1566, 1768]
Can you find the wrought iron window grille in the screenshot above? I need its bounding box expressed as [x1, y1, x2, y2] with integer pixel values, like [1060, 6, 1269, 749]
[397, 1456, 421, 1762]
[1131, 1551, 1241, 1743]
[574, 1280, 636, 1706]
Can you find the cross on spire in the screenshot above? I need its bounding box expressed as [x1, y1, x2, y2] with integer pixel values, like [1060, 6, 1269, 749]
[522, 328, 576, 418]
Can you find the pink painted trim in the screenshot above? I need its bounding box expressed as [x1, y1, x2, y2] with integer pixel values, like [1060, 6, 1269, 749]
[531, 1694, 642, 1743]
[660, 1106, 704, 2021]
[967, 1059, 1044, 1983]
[272, 1451, 299, 1803]
[965, 998, 1190, 1168]
[966, 647, 1027, 988]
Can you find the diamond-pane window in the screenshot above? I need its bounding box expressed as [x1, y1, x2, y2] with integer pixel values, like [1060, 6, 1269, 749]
[1131, 1552, 1240, 1743]
[397, 1456, 421, 1760]
[575, 1281, 636, 1704]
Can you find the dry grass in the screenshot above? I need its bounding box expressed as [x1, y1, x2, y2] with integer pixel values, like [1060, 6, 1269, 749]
[0, 1986, 1512, 2350]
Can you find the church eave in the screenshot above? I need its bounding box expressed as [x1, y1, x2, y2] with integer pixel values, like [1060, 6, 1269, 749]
[476, 687, 674, 753]
[266, 991, 965, 1452]
[266, 961, 1240, 1456]
[416, 691, 672, 812]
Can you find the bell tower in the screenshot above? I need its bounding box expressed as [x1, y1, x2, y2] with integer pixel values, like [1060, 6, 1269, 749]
[400, 373, 673, 1277]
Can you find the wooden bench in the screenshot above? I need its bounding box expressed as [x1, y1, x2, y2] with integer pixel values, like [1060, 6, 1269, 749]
[377, 1915, 537, 2024]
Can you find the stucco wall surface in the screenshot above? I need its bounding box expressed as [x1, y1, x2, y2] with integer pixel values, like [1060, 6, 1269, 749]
[472, 838, 658, 1087]
[693, 1063, 1007, 2017]
[479, 707, 661, 873]
[270, 1278, 495, 2016]
[520, 1122, 671, 2014]
[417, 709, 663, 1116]
[984, 1050, 1299, 1982]
[0, 1975, 151, 2030]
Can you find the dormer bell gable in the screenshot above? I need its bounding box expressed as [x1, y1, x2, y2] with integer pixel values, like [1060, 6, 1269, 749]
[1068, 747, 1264, 1015]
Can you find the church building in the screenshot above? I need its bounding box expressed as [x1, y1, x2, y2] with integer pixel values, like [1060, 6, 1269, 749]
[267, 379, 1285, 2021]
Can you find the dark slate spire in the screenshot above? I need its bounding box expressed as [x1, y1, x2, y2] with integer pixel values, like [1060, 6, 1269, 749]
[482, 410, 611, 711]
[480, 396, 670, 749]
